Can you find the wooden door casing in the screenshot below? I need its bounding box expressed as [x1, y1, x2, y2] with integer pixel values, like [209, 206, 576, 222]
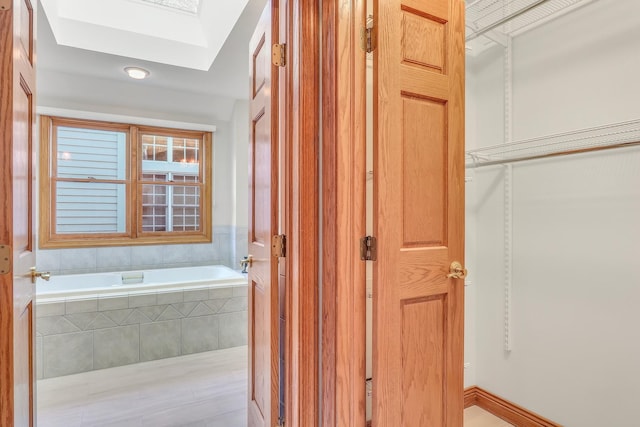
[320, 0, 368, 425]
[373, 0, 465, 426]
[0, 0, 37, 426]
[248, 3, 280, 427]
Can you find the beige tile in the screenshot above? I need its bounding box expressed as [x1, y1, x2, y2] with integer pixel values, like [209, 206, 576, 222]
[36, 302, 66, 318]
[183, 288, 210, 302]
[157, 291, 183, 305]
[129, 294, 157, 308]
[43, 332, 93, 378]
[65, 298, 98, 314]
[218, 297, 247, 313]
[218, 311, 247, 349]
[98, 296, 129, 311]
[140, 320, 181, 362]
[181, 315, 218, 355]
[94, 325, 140, 370]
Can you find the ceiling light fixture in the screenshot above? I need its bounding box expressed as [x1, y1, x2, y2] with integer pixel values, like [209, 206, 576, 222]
[124, 67, 150, 80]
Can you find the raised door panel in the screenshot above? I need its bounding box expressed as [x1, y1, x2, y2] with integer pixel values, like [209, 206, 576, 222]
[248, 3, 279, 427]
[373, 0, 464, 425]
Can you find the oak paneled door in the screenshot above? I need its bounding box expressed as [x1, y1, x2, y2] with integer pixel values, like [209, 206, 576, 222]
[0, 0, 38, 426]
[373, 0, 465, 426]
[248, 2, 280, 427]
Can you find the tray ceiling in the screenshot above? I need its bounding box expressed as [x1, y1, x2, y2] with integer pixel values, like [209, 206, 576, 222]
[40, 0, 248, 70]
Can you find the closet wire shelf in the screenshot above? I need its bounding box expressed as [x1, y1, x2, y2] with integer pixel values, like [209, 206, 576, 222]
[466, 0, 592, 42]
[466, 119, 640, 168]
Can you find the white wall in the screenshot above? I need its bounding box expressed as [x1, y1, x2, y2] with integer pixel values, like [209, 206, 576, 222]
[466, 1, 640, 425]
[231, 100, 250, 264]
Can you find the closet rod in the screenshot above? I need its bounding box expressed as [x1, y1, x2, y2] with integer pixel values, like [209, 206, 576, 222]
[466, 140, 640, 168]
[466, 0, 552, 41]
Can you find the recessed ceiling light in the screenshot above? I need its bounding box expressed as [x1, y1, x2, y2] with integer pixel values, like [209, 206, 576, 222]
[124, 67, 150, 80]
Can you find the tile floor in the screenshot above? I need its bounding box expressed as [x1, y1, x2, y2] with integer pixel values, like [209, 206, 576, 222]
[37, 346, 511, 426]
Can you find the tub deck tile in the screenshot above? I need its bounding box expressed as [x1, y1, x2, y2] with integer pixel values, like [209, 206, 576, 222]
[208, 288, 233, 300]
[204, 299, 226, 313]
[103, 309, 134, 326]
[65, 298, 98, 315]
[156, 305, 183, 321]
[183, 289, 210, 302]
[87, 313, 118, 330]
[156, 290, 184, 305]
[36, 302, 66, 318]
[128, 294, 157, 308]
[172, 301, 198, 317]
[218, 297, 248, 314]
[137, 305, 168, 322]
[37, 316, 81, 336]
[123, 309, 153, 325]
[66, 312, 99, 331]
[98, 296, 129, 312]
[188, 302, 215, 317]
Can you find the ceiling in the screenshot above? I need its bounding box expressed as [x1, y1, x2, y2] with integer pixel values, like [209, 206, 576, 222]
[39, 0, 247, 71]
[36, 0, 266, 122]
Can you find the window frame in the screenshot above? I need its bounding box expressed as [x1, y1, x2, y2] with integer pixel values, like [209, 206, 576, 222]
[39, 115, 213, 248]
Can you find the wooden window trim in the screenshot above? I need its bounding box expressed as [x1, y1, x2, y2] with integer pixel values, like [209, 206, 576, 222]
[39, 115, 213, 248]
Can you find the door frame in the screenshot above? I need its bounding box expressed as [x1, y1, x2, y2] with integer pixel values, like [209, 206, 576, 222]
[281, 0, 320, 425]
[321, 0, 368, 426]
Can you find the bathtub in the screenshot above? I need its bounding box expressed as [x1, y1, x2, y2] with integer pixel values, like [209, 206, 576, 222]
[35, 265, 248, 379]
[37, 265, 247, 301]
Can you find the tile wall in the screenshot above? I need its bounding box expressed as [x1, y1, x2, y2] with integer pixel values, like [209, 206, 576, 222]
[36, 285, 248, 379]
[37, 226, 248, 275]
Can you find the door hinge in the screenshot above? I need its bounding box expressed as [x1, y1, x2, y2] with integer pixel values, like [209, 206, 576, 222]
[0, 0, 12, 11]
[272, 234, 286, 258]
[272, 43, 286, 67]
[0, 245, 10, 275]
[362, 24, 376, 53]
[360, 236, 377, 261]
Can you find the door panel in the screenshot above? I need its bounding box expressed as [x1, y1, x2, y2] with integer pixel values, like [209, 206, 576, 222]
[1, 0, 37, 425]
[373, 0, 465, 425]
[248, 3, 279, 427]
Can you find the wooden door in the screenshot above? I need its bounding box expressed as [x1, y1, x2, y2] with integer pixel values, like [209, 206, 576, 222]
[248, 3, 279, 427]
[0, 0, 38, 426]
[372, 0, 465, 425]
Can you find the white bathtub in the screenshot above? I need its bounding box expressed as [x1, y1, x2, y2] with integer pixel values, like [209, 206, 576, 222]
[36, 265, 247, 301]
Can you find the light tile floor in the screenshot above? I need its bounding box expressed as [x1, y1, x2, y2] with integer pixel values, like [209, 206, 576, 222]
[38, 346, 511, 426]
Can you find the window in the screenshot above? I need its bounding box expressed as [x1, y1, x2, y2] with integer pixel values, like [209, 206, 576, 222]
[39, 116, 212, 248]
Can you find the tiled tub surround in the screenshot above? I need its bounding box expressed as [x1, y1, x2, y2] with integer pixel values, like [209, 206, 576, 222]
[36, 225, 244, 276]
[36, 266, 248, 379]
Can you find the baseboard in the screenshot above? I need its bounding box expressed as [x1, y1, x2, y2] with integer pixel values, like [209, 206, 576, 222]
[464, 386, 562, 427]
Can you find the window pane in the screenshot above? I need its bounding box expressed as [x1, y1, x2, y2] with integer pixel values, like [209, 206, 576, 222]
[172, 138, 199, 163]
[142, 184, 168, 232]
[141, 134, 200, 180]
[57, 127, 126, 180]
[172, 185, 200, 231]
[142, 135, 168, 161]
[55, 181, 126, 234]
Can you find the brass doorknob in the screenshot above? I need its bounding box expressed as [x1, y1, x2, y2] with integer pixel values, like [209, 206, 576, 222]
[446, 261, 467, 279]
[30, 267, 51, 283]
[240, 255, 253, 273]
